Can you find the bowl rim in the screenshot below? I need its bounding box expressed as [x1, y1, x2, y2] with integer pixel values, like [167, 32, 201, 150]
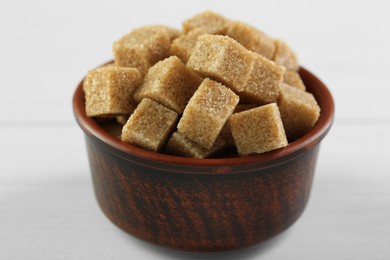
[73, 65, 334, 167]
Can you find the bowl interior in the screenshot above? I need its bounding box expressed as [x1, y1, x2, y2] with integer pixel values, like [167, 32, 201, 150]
[73, 66, 334, 167]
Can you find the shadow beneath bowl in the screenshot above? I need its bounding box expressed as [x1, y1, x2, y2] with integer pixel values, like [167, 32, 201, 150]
[119, 227, 291, 259]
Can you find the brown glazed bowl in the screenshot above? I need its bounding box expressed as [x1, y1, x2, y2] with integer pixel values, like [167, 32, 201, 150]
[73, 66, 334, 252]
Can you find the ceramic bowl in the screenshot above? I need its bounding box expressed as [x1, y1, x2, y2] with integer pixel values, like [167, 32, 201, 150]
[73, 66, 334, 252]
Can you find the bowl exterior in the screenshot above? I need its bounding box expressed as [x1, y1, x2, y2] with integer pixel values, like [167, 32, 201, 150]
[85, 134, 319, 252]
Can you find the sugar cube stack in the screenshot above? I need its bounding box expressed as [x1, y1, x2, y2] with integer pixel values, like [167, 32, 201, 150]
[84, 11, 322, 158]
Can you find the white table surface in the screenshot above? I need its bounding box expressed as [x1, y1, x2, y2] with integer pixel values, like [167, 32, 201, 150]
[1, 1, 390, 259]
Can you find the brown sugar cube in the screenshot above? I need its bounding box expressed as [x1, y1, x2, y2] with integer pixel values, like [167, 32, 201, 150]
[187, 35, 255, 92]
[273, 39, 299, 71]
[177, 78, 239, 149]
[166, 132, 226, 159]
[182, 10, 230, 35]
[226, 21, 275, 59]
[278, 83, 320, 141]
[121, 98, 178, 152]
[148, 25, 181, 41]
[133, 56, 202, 114]
[230, 103, 288, 156]
[169, 28, 207, 63]
[220, 104, 258, 147]
[283, 69, 306, 91]
[83, 67, 142, 117]
[113, 26, 171, 74]
[239, 53, 285, 104]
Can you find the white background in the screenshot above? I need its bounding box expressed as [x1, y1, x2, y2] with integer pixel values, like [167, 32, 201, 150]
[1, 0, 390, 259]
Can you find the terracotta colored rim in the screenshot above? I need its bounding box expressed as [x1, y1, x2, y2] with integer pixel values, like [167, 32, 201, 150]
[73, 65, 334, 167]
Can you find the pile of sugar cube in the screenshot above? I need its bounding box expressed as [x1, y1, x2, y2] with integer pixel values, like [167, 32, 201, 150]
[83, 11, 320, 158]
